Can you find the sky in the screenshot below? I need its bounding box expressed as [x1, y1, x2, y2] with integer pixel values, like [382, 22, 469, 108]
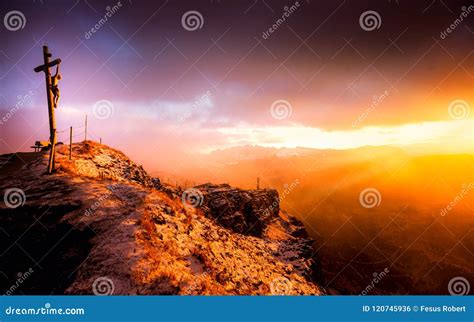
[0, 0, 472, 171]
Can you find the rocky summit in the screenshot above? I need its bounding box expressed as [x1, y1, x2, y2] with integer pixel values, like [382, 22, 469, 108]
[0, 141, 325, 295]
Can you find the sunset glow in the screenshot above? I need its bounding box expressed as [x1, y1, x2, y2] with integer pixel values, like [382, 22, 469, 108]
[1, 0, 473, 302]
[212, 119, 474, 152]
[1, 1, 473, 173]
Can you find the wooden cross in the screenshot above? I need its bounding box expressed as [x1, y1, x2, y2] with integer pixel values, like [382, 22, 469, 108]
[34, 46, 61, 174]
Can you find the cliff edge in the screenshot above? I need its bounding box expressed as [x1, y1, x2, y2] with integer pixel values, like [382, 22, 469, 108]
[0, 142, 324, 295]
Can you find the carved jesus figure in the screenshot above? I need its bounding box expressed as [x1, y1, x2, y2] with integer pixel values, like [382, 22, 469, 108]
[51, 64, 61, 108]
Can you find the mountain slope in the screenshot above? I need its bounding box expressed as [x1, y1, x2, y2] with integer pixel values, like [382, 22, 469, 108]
[0, 142, 324, 295]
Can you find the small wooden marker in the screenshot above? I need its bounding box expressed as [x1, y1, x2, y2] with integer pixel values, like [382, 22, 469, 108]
[84, 114, 88, 141]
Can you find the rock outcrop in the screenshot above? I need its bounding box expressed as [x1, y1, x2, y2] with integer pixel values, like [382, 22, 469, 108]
[197, 183, 280, 237]
[59, 141, 160, 188]
[0, 141, 324, 295]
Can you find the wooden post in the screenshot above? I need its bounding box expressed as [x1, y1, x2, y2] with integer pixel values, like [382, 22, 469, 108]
[84, 114, 88, 142]
[100, 137, 102, 144]
[69, 126, 72, 160]
[43, 46, 55, 173]
[34, 46, 61, 174]
[257, 177, 260, 190]
[48, 129, 56, 171]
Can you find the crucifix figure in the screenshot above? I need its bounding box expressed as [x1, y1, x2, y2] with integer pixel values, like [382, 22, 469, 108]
[51, 64, 61, 108]
[34, 46, 62, 173]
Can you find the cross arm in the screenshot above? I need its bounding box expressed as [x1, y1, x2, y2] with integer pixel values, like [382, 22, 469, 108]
[34, 58, 62, 73]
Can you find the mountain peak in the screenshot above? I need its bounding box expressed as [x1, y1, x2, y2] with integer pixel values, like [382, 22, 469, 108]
[0, 142, 324, 295]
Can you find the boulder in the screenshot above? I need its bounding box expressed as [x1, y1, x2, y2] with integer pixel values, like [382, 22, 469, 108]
[196, 183, 280, 237]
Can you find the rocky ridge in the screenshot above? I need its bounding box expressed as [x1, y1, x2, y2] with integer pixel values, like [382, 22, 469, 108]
[0, 141, 324, 295]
